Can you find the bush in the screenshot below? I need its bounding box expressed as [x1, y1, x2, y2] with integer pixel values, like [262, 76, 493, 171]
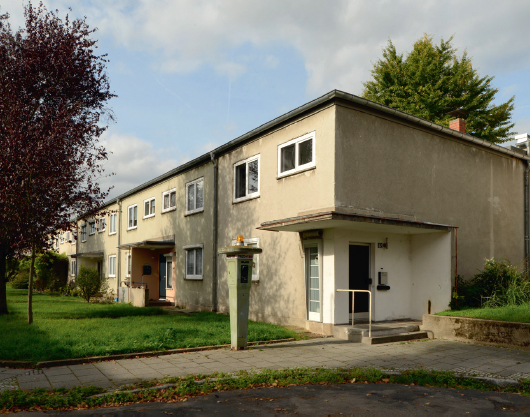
[35, 251, 68, 291]
[451, 258, 530, 309]
[10, 271, 29, 289]
[76, 265, 103, 303]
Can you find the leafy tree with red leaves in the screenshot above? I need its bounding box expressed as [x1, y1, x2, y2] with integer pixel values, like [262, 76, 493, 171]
[0, 2, 115, 321]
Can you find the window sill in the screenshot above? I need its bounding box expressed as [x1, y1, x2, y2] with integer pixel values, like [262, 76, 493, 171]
[81, 240, 87, 243]
[277, 165, 316, 179]
[184, 276, 203, 281]
[127, 227, 138, 231]
[162, 207, 177, 214]
[98, 230, 105, 234]
[232, 194, 260, 205]
[108, 275, 116, 278]
[184, 208, 204, 217]
[108, 232, 117, 236]
[89, 233, 95, 236]
[143, 214, 155, 219]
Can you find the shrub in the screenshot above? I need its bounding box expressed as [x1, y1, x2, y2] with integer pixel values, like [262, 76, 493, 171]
[451, 258, 530, 309]
[76, 265, 103, 303]
[35, 251, 68, 291]
[10, 271, 29, 289]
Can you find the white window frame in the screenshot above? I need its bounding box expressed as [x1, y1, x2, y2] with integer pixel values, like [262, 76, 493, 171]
[231, 237, 260, 281]
[143, 197, 156, 219]
[127, 204, 138, 230]
[277, 132, 316, 178]
[60, 234, 64, 244]
[98, 217, 106, 233]
[165, 253, 173, 289]
[81, 224, 87, 242]
[71, 230, 76, 245]
[183, 244, 204, 280]
[126, 253, 132, 278]
[233, 154, 260, 203]
[55, 238, 59, 249]
[70, 259, 76, 277]
[162, 188, 177, 213]
[108, 255, 116, 277]
[89, 221, 96, 236]
[186, 177, 204, 215]
[109, 213, 117, 236]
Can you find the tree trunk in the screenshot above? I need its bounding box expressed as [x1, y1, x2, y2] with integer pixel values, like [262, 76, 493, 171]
[28, 244, 36, 324]
[0, 243, 8, 315]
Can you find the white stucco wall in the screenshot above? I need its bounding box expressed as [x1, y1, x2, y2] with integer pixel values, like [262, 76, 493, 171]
[410, 232, 452, 318]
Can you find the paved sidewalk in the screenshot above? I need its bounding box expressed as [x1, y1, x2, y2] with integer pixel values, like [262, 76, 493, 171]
[2, 338, 530, 392]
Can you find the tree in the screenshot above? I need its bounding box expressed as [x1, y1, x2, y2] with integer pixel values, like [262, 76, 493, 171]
[0, 2, 115, 320]
[362, 35, 515, 143]
[76, 265, 103, 303]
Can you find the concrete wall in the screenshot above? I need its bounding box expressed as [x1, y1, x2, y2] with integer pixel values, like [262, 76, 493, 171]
[334, 104, 526, 280]
[217, 105, 336, 327]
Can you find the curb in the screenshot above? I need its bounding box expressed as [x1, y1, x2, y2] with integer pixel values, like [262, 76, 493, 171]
[0, 361, 33, 369]
[25, 338, 295, 369]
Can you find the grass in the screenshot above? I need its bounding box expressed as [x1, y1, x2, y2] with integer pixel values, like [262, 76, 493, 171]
[436, 302, 530, 323]
[1, 367, 529, 413]
[0, 286, 299, 363]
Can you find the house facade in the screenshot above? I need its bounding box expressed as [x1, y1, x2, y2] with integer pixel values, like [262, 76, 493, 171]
[56, 90, 530, 335]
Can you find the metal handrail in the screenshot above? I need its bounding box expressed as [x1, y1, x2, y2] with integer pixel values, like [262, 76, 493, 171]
[336, 289, 372, 338]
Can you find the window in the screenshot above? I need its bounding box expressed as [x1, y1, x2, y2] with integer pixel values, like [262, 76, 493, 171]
[128, 204, 137, 230]
[109, 213, 117, 235]
[126, 253, 132, 278]
[231, 237, 260, 281]
[65, 231, 70, 242]
[278, 132, 315, 177]
[184, 245, 203, 280]
[60, 234, 64, 244]
[55, 239, 59, 249]
[98, 217, 106, 232]
[144, 197, 156, 218]
[165, 254, 173, 289]
[70, 260, 76, 277]
[89, 221, 96, 235]
[233, 155, 260, 203]
[162, 189, 177, 212]
[71, 230, 76, 245]
[108, 255, 116, 277]
[81, 224, 87, 242]
[186, 178, 204, 214]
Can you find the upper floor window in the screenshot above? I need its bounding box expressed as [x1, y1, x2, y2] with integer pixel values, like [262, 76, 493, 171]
[98, 217, 106, 232]
[233, 155, 260, 203]
[128, 204, 138, 230]
[162, 188, 177, 213]
[144, 197, 156, 219]
[71, 230, 76, 245]
[109, 213, 117, 235]
[81, 225, 87, 242]
[70, 260, 76, 277]
[278, 132, 315, 178]
[60, 234, 65, 244]
[186, 178, 204, 215]
[89, 221, 96, 235]
[55, 238, 59, 249]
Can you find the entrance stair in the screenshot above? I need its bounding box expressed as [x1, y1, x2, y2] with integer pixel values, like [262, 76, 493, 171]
[333, 320, 428, 344]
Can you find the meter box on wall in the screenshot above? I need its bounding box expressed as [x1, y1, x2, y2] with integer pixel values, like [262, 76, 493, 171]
[377, 271, 390, 290]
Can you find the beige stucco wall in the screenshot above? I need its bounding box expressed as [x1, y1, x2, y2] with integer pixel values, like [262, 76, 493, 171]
[216, 105, 336, 326]
[334, 104, 526, 280]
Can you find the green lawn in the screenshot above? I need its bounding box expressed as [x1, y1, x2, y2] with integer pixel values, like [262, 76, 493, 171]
[436, 302, 530, 323]
[0, 286, 299, 364]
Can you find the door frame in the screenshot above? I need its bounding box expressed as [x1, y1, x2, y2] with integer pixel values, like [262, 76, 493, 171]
[348, 242, 373, 320]
[164, 253, 173, 290]
[303, 239, 323, 323]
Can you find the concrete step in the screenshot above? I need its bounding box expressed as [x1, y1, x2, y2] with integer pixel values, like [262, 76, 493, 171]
[333, 324, 420, 342]
[361, 331, 429, 345]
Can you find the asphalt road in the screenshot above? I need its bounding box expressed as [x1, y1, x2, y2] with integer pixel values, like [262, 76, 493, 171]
[10, 383, 530, 416]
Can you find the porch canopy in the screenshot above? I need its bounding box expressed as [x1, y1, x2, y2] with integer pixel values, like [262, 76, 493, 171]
[257, 211, 455, 234]
[71, 251, 104, 258]
[118, 239, 175, 251]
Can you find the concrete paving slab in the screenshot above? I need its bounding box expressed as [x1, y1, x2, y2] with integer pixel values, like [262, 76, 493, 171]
[43, 367, 74, 377]
[18, 381, 51, 390]
[47, 374, 79, 384]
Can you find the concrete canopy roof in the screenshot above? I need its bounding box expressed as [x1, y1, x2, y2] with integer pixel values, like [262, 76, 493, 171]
[71, 251, 104, 258]
[118, 239, 175, 251]
[258, 211, 456, 235]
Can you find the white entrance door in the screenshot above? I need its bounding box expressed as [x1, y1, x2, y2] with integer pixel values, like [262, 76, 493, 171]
[305, 245, 321, 321]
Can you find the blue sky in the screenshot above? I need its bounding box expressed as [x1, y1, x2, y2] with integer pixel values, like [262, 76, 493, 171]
[4, 0, 530, 199]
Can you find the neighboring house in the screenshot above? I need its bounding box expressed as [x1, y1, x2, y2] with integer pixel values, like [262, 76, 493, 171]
[56, 90, 530, 335]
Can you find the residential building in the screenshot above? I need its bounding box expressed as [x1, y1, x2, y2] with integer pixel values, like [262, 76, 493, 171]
[56, 90, 530, 335]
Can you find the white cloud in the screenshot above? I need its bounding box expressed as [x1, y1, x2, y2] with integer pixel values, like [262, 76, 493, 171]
[65, 0, 530, 96]
[98, 131, 186, 200]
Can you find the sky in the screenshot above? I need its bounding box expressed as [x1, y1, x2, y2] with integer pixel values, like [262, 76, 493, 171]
[3, 0, 530, 200]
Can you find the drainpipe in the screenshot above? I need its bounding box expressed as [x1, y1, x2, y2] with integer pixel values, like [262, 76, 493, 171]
[210, 152, 218, 311]
[524, 140, 530, 274]
[117, 198, 122, 301]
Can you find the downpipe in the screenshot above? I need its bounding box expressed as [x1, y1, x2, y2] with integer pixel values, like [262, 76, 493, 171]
[525, 156, 529, 274]
[210, 152, 218, 312]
